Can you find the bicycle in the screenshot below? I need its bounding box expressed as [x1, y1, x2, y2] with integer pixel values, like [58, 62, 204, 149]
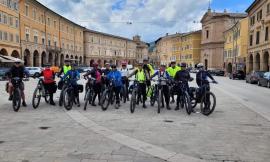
[189, 81, 217, 116]
[63, 80, 80, 111]
[32, 77, 50, 109]
[100, 79, 116, 111]
[129, 80, 140, 113]
[84, 76, 96, 111]
[58, 78, 68, 107]
[176, 81, 192, 115]
[150, 78, 168, 114]
[10, 77, 23, 112]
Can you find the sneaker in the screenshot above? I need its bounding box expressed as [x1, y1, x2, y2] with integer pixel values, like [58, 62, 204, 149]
[8, 95, 13, 101]
[22, 101, 27, 107]
[166, 105, 171, 110]
[143, 104, 147, 109]
[50, 101, 56, 106]
[175, 106, 180, 111]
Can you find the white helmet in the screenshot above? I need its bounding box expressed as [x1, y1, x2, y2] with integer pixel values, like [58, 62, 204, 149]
[197, 63, 204, 68]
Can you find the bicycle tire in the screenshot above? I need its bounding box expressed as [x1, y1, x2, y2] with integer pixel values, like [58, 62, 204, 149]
[130, 90, 137, 113]
[63, 88, 73, 111]
[101, 90, 110, 111]
[184, 92, 192, 115]
[32, 88, 41, 109]
[157, 89, 162, 114]
[200, 91, 216, 116]
[13, 88, 21, 112]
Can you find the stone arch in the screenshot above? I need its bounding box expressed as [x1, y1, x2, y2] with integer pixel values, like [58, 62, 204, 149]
[227, 62, 232, 73]
[0, 48, 8, 56]
[48, 53, 53, 65]
[33, 50, 40, 67]
[255, 53, 260, 71]
[66, 55, 69, 59]
[248, 54, 254, 73]
[263, 51, 269, 71]
[60, 54, 64, 67]
[23, 49, 31, 66]
[11, 50, 20, 58]
[41, 51, 46, 67]
[70, 55, 74, 59]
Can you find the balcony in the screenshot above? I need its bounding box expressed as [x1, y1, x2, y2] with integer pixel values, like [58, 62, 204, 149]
[46, 46, 61, 53]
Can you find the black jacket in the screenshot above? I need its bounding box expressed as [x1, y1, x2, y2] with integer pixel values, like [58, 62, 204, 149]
[7, 66, 26, 79]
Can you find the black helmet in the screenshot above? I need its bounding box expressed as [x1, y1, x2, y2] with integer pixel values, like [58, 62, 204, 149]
[180, 62, 187, 67]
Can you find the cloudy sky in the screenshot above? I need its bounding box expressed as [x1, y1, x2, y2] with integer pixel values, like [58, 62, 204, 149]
[38, 0, 254, 42]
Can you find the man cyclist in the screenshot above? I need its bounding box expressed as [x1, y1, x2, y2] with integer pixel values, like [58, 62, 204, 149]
[58, 60, 71, 77]
[143, 59, 154, 87]
[7, 61, 29, 107]
[62, 63, 81, 107]
[84, 62, 102, 106]
[102, 63, 111, 76]
[196, 63, 217, 88]
[166, 61, 181, 103]
[151, 64, 171, 110]
[128, 62, 147, 108]
[106, 64, 123, 109]
[120, 62, 130, 101]
[174, 63, 192, 110]
[41, 63, 57, 105]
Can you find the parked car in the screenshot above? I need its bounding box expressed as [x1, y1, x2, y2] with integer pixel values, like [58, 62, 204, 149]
[229, 70, 245, 80]
[0, 68, 9, 81]
[25, 67, 42, 77]
[209, 69, 225, 76]
[50, 66, 60, 74]
[246, 71, 266, 84]
[258, 72, 270, 88]
[77, 67, 92, 73]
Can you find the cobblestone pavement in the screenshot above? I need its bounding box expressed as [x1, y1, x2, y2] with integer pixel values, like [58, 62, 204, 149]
[0, 77, 269, 162]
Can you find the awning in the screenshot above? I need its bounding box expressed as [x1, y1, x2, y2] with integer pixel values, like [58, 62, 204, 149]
[0, 55, 24, 63]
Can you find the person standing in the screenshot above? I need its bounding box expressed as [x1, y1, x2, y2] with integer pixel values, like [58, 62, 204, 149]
[120, 62, 130, 101]
[58, 60, 72, 77]
[166, 61, 181, 103]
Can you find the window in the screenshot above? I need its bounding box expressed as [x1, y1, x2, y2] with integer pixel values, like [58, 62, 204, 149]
[4, 32, 8, 41]
[256, 31, 260, 44]
[33, 8, 37, 20]
[9, 33, 13, 42]
[250, 16, 255, 26]
[250, 34, 253, 46]
[266, 27, 269, 41]
[25, 27, 30, 42]
[15, 18, 19, 28]
[34, 36, 38, 44]
[13, 1, 18, 11]
[16, 34, 19, 43]
[3, 14, 7, 24]
[9, 16, 13, 26]
[54, 41, 57, 47]
[0, 31, 2, 40]
[47, 17, 50, 26]
[54, 20, 56, 28]
[25, 5, 29, 16]
[42, 38, 45, 45]
[0, 12, 2, 23]
[41, 14, 44, 23]
[267, 3, 270, 14]
[7, 0, 11, 8]
[206, 30, 209, 39]
[257, 10, 262, 21]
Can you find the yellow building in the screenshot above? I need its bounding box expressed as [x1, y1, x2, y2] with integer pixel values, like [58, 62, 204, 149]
[0, 0, 20, 58]
[172, 36, 182, 63]
[180, 30, 202, 67]
[224, 17, 248, 73]
[19, 0, 84, 67]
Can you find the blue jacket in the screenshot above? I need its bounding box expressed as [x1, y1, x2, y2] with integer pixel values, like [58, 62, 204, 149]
[107, 70, 123, 87]
[151, 70, 171, 79]
[63, 70, 80, 85]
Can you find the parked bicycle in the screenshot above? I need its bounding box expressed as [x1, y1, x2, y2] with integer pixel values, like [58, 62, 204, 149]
[189, 81, 217, 116]
[32, 77, 50, 108]
[63, 80, 81, 111]
[100, 79, 116, 111]
[58, 78, 68, 107]
[150, 78, 168, 114]
[129, 80, 140, 113]
[10, 77, 23, 112]
[84, 76, 96, 111]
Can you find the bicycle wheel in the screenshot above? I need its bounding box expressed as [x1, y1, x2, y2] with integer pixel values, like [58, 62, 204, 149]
[157, 89, 162, 114]
[63, 88, 73, 111]
[59, 89, 64, 106]
[183, 92, 192, 115]
[200, 91, 216, 116]
[100, 90, 110, 111]
[84, 90, 90, 111]
[130, 90, 137, 113]
[13, 88, 21, 112]
[32, 88, 42, 109]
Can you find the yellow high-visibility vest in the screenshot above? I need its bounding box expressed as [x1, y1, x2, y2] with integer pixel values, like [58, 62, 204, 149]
[63, 65, 71, 74]
[136, 69, 146, 83]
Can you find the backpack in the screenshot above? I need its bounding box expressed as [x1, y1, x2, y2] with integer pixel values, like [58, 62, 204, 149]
[43, 69, 54, 84]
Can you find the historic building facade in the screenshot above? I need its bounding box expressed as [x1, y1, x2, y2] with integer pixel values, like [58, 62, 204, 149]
[84, 29, 138, 67]
[200, 9, 247, 70]
[246, 0, 270, 73]
[0, 0, 20, 58]
[133, 35, 149, 63]
[19, 0, 84, 67]
[224, 17, 248, 73]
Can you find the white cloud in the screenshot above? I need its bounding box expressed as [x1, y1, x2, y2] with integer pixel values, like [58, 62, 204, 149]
[38, 0, 209, 42]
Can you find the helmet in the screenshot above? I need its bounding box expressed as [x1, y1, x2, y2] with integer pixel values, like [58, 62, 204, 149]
[197, 63, 204, 68]
[111, 64, 117, 69]
[180, 62, 187, 67]
[143, 58, 149, 62]
[160, 63, 166, 67]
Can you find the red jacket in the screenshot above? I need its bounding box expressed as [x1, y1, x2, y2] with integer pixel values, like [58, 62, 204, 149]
[42, 68, 55, 84]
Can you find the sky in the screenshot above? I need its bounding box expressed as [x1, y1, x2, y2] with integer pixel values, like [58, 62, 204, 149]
[38, 0, 254, 42]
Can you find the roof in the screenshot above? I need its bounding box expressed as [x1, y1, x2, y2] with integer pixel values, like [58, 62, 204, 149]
[246, 0, 260, 13]
[84, 29, 135, 42]
[181, 30, 202, 37]
[154, 33, 183, 44]
[201, 11, 247, 23]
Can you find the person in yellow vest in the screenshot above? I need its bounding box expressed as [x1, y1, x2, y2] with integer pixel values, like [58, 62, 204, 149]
[143, 59, 155, 87]
[166, 61, 181, 103]
[58, 60, 72, 77]
[128, 62, 148, 108]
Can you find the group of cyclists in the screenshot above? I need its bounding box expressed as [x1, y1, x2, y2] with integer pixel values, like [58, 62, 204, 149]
[5, 58, 218, 114]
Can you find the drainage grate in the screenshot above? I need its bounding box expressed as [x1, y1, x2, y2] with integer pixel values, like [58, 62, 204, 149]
[39, 127, 51, 130]
[164, 120, 174, 123]
[21, 160, 29, 162]
[0, 141, 5, 144]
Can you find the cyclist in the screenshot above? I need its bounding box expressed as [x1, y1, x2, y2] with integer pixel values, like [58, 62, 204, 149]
[174, 63, 192, 110]
[40, 63, 57, 105]
[128, 62, 147, 108]
[120, 62, 130, 101]
[102, 63, 111, 76]
[196, 63, 217, 88]
[83, 62, 102, 106]
[166, 61, 181, 103]
[151, 64, 171, 110]
[7, 61, 29, 107]
[62, 63, 81, 107]
[106, 64, 123, 108]
[143, 59, 154, 87]
[58, 60, 71, 77]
